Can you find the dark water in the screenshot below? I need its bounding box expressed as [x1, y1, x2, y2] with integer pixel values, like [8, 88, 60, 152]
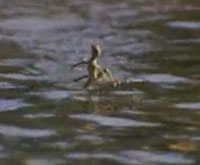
[0, 0, 200, 164]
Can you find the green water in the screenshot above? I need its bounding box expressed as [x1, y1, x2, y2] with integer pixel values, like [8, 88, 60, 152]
[0, 0, 199, 164]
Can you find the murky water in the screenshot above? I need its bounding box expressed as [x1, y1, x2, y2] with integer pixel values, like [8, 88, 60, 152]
[0, 0, 200, 164]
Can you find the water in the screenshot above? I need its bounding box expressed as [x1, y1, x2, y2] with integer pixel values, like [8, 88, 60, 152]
[0, 0, 199, 164]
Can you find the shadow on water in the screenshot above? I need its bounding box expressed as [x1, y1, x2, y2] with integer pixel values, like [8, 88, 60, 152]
[0, 0, 200, 164]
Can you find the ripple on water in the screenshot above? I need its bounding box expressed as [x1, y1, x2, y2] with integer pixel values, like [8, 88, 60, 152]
[175, 102, 200, 110]
[0, 17, 84, 32]
[76, 134, 104, 143]
[0, 82, 24, 89]
[0, 73, 46, 81]
[120, 150, 194, 164]
[66, 152, 138, 164]
[30, 90, 69, 100]
[169, 38, 200, 44]
[0, 58, 32, 67]
[0, 99, 31, 112]
[66, 150, 193, 164]
[111, 89, 144, 96]
[0, 125, 56, 138]
[25, 158, 62, 165]
[24, 112, 55, 119]
[70, 114, 160, 127]
[122, 109, 146, 115]
[0, 17, 85, 57]
[43, 141, 74, 150]
[137, 73, 189, 84]
[168, 21, 200, 30]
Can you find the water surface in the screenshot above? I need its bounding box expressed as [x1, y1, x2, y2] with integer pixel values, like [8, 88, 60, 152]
[0, 0, 199, 164]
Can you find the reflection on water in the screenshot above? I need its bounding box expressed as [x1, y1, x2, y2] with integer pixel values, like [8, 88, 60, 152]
[0, 0, 199, 164]
[175, 102, 200, 110]
[30, 89, 70, 100]
[137, 73, 190, 84]
[66, 150, 194, 164]
[24, 112, 55, 119]
[70, 114, 160, 127]
[26, 158, 62, 165]
[0, 99, 31, 112]
[0, 125, 56, 137]
[168, 21, 200, 29]
[0, 82, 24, 89]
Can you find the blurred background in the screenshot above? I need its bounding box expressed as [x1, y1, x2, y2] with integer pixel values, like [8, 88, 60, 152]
[0, 0, 199, 164]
